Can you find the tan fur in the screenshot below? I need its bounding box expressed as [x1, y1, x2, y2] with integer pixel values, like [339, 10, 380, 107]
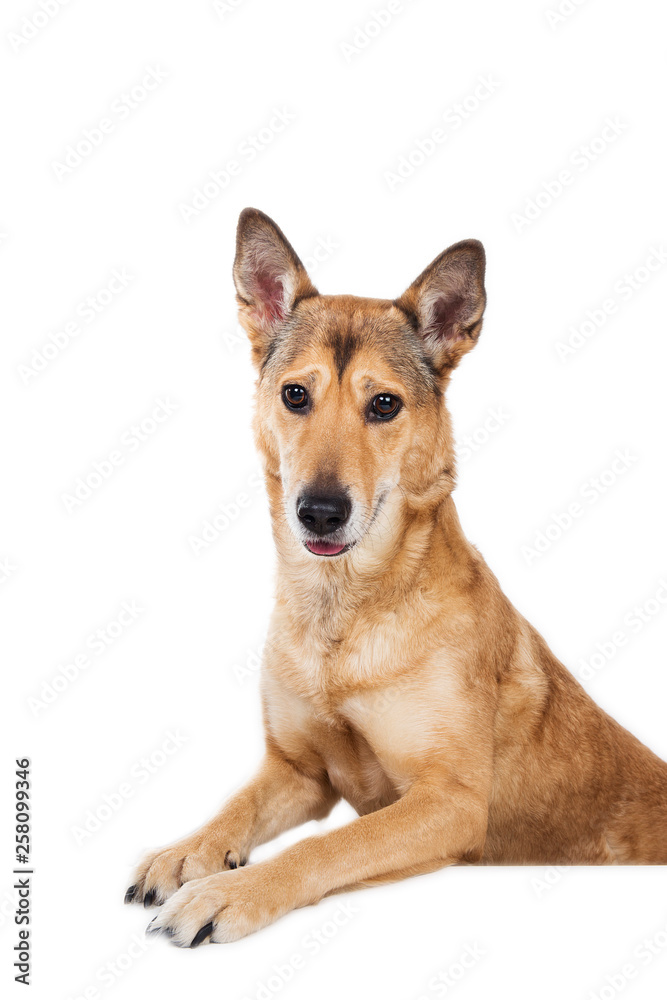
[127, 209, 667, 947]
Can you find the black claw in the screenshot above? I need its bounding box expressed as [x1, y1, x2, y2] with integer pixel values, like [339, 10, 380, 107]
[146, 917, 174, 938]
[240, 858, 247, 867]
[227, 859, 238, 870]
[124, 884, 138, 904]
[190, 921, 214, 948]
[143, 889, 157, 908]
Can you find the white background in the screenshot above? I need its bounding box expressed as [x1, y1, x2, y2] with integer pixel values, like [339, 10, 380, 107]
[2, 0, 667, 998]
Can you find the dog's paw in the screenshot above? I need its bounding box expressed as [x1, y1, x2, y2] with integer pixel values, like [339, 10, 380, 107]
[145, 866, 283, 946]
[125, 836, 248, 908]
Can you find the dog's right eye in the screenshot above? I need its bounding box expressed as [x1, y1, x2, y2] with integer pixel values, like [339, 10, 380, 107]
[282, 385, 309, 410]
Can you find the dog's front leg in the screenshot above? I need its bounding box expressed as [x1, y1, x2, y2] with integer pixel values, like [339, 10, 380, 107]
[147, 779, 488, 946]
[125, 749, 338, 907]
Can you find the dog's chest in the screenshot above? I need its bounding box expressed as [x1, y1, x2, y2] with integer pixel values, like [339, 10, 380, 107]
[314, 710, 402, 812]
[263, 620, 432, 812]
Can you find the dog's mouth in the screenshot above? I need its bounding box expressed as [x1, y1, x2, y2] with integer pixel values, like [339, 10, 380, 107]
[295, 490, 390, 558]
[304, 539, 355, 557]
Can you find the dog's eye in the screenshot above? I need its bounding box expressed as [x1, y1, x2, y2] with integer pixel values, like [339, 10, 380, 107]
[282, 384, 309, 410]
[370, 394, 401, 420]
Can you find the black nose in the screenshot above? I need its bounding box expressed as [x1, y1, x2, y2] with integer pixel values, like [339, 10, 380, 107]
[297, 494, 350, 536]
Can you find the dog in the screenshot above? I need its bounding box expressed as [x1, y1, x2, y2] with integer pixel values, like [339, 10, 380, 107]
[126, 207, 667, 947]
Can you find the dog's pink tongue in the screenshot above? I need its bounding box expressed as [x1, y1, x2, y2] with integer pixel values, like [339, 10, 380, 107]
[306, 540, 346, 556]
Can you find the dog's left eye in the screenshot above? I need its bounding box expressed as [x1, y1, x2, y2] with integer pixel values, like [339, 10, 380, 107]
[370, 394, 401, 420]
[282, 384, 309, 410]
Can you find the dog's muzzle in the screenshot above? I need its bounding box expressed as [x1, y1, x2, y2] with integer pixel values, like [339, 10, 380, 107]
[296, 492, 352, 556]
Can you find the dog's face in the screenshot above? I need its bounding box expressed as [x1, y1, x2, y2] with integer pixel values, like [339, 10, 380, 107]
[233, 209, 486, 559]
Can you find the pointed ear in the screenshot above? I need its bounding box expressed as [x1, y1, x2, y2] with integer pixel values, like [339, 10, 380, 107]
[233, 208, 318, 366]
[395, 239, 486, 371]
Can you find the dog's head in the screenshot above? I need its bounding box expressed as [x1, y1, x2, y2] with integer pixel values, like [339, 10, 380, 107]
[233, 208, 486, 560]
